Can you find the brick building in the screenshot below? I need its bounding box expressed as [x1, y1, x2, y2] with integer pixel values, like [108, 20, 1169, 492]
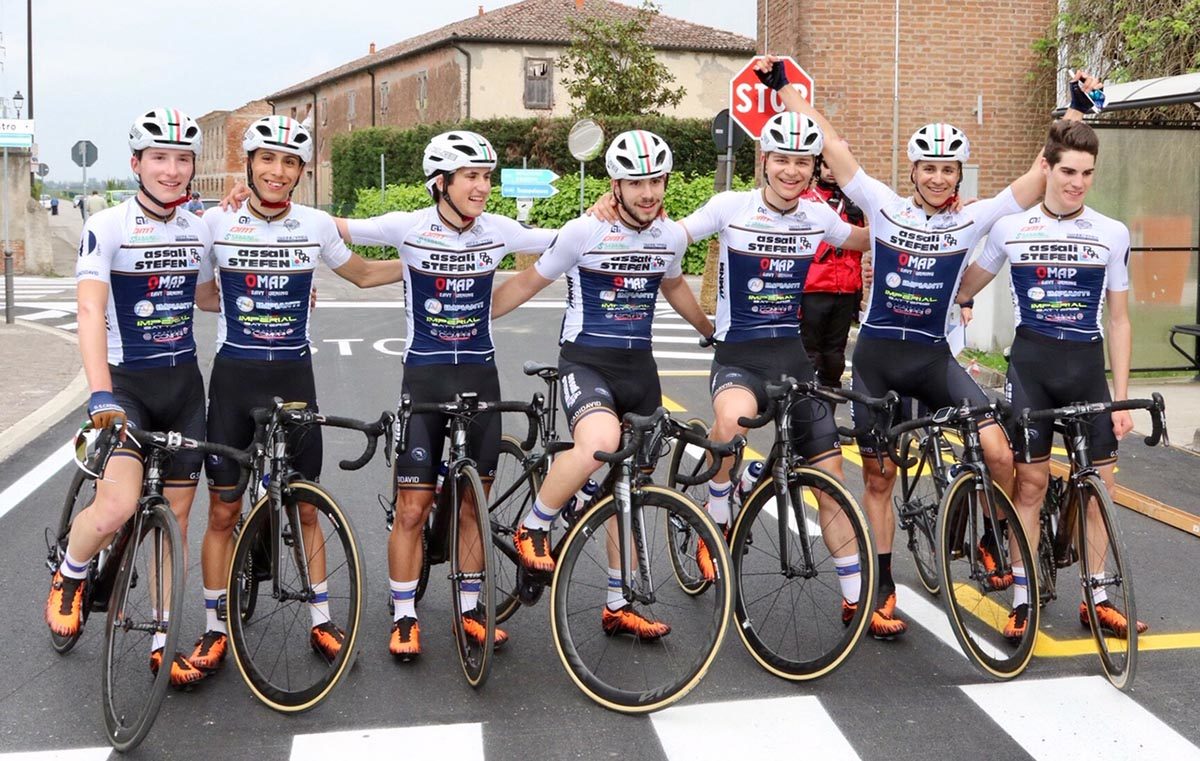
[265, 0, 755, 207]
[195, 99, 271, 200]
[759, 0, 1057, 197]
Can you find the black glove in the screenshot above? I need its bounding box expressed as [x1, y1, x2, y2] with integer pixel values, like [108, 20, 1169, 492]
[1068, 79, 1105, 114]
[754, 60, 789, 92]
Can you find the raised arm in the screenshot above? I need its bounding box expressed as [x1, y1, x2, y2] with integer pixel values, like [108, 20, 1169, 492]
[758, 57, 860, 187]
[1008, 71, 1102, 208]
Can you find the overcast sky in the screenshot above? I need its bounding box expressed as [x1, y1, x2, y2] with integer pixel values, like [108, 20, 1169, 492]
[1, 0, 755, 183]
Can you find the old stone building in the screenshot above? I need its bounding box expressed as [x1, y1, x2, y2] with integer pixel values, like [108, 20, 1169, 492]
[265, 0, 755, 207]
[194, 100, 272, 200]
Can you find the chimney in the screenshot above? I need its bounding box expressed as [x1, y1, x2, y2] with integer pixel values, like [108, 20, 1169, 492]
[478, 5, 484, 15]
[575, 0, 583, 7]
[369, 42, 376, 54]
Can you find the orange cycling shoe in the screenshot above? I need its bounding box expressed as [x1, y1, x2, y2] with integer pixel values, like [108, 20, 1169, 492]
[1079, 601, 1148, 638]
[150, 649, 206, 687]
[390, 616, 421, 661]
[1004, 603, 1030, 643]
[461, 607, 509, 648]
[696, 525, 729, 582]
[46, 572, 86, 637]
[977, 539, 1014, 590]
[602, 604, 671, 641]
[514, 526, 554, 573]
[310, 622, 346, 663]
[869, 591, 908, 639]
[841, 599, 859, 627]
[188, 630, 228, 671]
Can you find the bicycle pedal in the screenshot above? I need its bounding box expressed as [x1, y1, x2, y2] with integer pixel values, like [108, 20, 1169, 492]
[215, 594, 228, 622]
[515, 566, 547, 606]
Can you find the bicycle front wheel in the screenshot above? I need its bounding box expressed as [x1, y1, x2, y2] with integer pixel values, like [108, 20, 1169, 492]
[898, 431, 943, 595]
[100, 502, 183, 752]
[1076, 474, 1137, 690]
[490, 435, 541, 623]
[938, 474, 1038, 679]
[227, 481, 364, 712]
[731, 466, 875, 681]
[665, 418, 715, 596]
[49, 469, 99, 654]
[551, 486, 731, 713]
[449, 465, 494, 688]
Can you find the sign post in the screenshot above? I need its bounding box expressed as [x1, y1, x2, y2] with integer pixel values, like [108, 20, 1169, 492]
[72, 139, 98, 222]
[710, 108, 746, 192]
[728, 57, 815, 139]
[1, 119, 35, 324]
[567, 119, 604, 216]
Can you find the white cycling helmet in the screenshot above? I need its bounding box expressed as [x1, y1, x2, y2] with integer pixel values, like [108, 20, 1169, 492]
[422, 131, 498, 183]
[243, 115, 313, 164]
[605, 130, 673, 180]
[128, 108, 202, 156]
[907, 123, 970, 163]
[761, 112, 824, 156]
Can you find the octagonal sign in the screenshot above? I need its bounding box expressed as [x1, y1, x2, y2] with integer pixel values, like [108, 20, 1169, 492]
[729, 57, 815, 139]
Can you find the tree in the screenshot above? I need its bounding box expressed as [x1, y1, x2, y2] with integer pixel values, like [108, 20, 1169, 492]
[557, 1, 686, 117]
[1033, 1, 1200, 85]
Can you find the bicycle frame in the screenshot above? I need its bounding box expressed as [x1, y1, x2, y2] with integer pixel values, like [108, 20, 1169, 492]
[942, 410, 1013, 586]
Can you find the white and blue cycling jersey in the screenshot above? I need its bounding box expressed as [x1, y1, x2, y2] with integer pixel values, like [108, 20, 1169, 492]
[680, 189, 852, 342]
[843, 169, 1026, 344]
[977, 205, 1130, 342]
[534, 215, 687, 349]
[198, 202, 352, 360]
[345, 208, 554, 365]
[75, 199, 210, 368]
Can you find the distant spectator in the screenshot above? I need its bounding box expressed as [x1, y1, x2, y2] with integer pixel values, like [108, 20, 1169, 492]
[84, 190, 107, 218]
[186, 191, 203, 214]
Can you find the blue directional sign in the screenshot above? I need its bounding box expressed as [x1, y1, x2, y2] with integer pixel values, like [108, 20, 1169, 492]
[500, 167, 559, 199]
[0, 120, 34, 149]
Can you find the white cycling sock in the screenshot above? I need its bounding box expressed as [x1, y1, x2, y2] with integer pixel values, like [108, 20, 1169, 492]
[834, 554, 861, 604]
[152, 610, 168, 652]
[522, 496, 560, 532]
[460, 579, 481, 613]
[60, 549, 89, 580]
[204, 587, 227, 634]
[1089, 575, 1108, 605]
[390, 578, 419, 621]
[309, 580, 331, 627]
[606, 568, 625, 611]
[706, 481, 732, 526]
[1011, 565, 1028, 608]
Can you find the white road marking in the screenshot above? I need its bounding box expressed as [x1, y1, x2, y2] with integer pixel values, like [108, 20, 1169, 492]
[0, 748, 111, 760]
[0, 441, 74, 521]
[18, 310, 71, 321]
[290, 723, 484, 761]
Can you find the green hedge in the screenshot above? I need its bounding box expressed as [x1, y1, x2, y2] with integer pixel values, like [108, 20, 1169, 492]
[331, 116, 758, 213]
[348, 173, 755, 275]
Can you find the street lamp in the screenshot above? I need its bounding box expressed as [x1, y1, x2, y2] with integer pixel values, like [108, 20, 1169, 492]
[12, 91, 23, 119]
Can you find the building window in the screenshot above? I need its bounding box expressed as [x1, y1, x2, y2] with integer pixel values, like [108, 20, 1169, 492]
[416, 71, 428, 112]
[524, 58, 553, 109]
[290, 106, 298, 120]
[320, 97, 328, 126]
[347, 91, 357, 121]
[380, 81, 390, 116]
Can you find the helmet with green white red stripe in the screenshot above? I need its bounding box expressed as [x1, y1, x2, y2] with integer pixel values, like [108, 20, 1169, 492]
[128, 108, 202, 156]
[907, 123, 970, 163]
[243, 115, 313, 164]
[422, 130, 497, 182]
[761, 112, 824, 156]
[605, 130, 673, 180]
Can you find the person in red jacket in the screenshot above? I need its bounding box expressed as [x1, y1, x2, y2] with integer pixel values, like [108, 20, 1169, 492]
[801, 143, 866, 387]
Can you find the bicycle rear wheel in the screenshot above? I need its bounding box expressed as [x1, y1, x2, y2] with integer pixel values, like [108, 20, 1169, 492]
[897, 431, 943, 595]
[449, 465, 494, 687]
[49, 469, 99, 654]
[551, 486, 731, 713]
[227, 481, 364, 712]
[100, 502, 183, 752]
[1076, 474, 1137, 690]
[731, 466, 875, 680]
[938, 474, 1038, 679]
[665, 418, 715, 596]
[490, 435, 541, 622]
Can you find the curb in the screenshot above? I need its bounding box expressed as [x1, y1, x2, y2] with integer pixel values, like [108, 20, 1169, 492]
[0, 322, 87, 465]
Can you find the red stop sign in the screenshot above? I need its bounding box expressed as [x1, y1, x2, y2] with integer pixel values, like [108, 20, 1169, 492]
[729, 57, 815, 139]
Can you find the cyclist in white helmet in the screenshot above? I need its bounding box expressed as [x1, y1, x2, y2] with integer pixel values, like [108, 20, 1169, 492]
[760, 56, 1088, 638]
[332, 129, 557, 660]
[189, 115, 406, 673]
[492, 130, 714, 638]
[48, 108, 212, 686]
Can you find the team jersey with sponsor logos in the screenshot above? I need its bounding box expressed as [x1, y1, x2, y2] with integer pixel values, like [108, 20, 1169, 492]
[75, 199, 210, 368]
[535, 215, 686, 349]
[843, 169, 1025, 344]
[345, 208, 553, 365]
[977, 206, 1130, 342]
[681, 189, 852, 342]
[198, 202, 352, 360]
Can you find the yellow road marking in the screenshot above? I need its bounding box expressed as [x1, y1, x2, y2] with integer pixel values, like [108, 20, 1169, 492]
[660, 394, 686, 413]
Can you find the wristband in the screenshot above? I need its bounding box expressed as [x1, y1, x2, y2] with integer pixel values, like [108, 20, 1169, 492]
[960, 299, 975, 309]
[88, 391, 120, 414]
[754, 60, 789, 92]
[1068, 80, 1105, 114]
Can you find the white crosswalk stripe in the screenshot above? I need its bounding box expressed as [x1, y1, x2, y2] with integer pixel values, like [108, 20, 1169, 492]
[290, 723, 484, 761]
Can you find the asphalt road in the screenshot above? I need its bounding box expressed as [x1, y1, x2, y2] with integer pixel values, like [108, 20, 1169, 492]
[0, 271, 1197, 761]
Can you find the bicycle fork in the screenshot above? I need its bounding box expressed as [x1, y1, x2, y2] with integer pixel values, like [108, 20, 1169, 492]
[613, 464, 655, 607]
